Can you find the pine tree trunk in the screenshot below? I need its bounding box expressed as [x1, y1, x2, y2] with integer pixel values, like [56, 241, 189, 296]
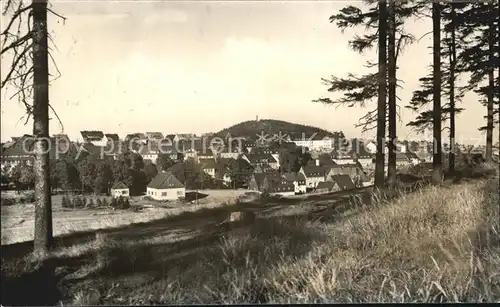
[432, 2, 443, 185]
[387, 0, 397, 187]
[32, 0, 53, 255]
[485, 1, 494, 163]
[375, 0, 388, 188]
[448, 4, 457, 173]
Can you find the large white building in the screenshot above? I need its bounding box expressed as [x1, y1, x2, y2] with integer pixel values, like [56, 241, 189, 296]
[292, 135, 333, 151]
[146, 171, 185, 201]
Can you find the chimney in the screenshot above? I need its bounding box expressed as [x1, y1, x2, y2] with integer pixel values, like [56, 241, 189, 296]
[316, 159, 320, 166]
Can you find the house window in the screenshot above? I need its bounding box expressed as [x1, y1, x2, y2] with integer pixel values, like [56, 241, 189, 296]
[177, 190, 184, 196]
[162, 192, 167, 196]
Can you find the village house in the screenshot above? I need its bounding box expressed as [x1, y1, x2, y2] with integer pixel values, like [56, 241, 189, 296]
[146, 171, 185, 201]
[331, 174, 356, 191]
[110, 182, 130, 198]
[1, 135, 35, 170]
[139, 142, 160, 162]
[353, 152, 374, 169]
[145, 132, 164, 142]
[299, 164, 326, 189]
[325, 163, 367, 184]
[253, 164, 275, 174]
[219, 145, 241, 159]
[157, 139, 182, 161]
[267, 178, 295, 196]
[243, 153, 279, 169]
[247, 172, 280, 192]
[81, 130, 106, 147]
[196, 148, 215, 161]
[243, 140, 256, 153]
[199, 158, 216, 178]
[282, 172, 307, 194]
[315, 181, 339, 194]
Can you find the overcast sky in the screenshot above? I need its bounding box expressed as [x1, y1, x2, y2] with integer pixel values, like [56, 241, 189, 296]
[0, 1, 493, 145]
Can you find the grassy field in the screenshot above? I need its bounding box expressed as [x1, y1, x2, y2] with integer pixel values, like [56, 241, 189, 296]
[2, 171, 498, 304]
[1, 189, 247, 245]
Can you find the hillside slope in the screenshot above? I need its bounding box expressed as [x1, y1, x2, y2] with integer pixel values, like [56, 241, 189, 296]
[215, 119, 344, 141]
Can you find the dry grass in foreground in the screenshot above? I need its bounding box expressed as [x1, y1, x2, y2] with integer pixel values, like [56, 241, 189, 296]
[61, 177, 500, 304]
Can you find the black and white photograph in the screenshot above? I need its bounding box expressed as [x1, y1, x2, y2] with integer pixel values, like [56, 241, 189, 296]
[1, 0, 499, 305]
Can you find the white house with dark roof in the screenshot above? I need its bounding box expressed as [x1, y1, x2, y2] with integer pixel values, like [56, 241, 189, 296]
[146, 171, 185, 201]
[110, 181, 129, 198]
[299, 165, 327, 189]
[282, 172, 307, 194]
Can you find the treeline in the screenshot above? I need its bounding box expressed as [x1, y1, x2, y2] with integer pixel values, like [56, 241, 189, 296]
[316, 0, 499, 187]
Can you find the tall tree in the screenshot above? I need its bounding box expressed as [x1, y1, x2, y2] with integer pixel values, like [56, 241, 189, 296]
[484, 0, 495, 162]
[313, 0, 419, 188]
[386, 0, 397, 186]
[407, 1, 466, 173]
[447, 2, 458, 172]
[457, 1, 499, 162]
[2, 0, 65, 255]
[432, 1, 443, 184]
[376, 0, 388, 187]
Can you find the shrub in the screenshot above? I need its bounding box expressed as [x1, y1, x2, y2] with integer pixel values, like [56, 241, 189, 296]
[87, 198, 95, 209]
[102, 198, 109, 207]
[122, 198, 130, 209]
[61, 195, 70, 208]
[96, 198, 103, 207]
[110, 197, 117, 208]
[1, 198, 15, 206]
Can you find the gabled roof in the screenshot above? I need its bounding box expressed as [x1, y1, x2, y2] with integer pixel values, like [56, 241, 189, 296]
[147, 171, 184, 189]
[246, 153, 277, 164]
[125, 133, 146, 141]
[331, 174, 355, 190]
[282, 172, 306, 182]
[250, 173, 267, 189]
[301, 165, 326, 178]
[105, 133, 120, 142]
[81, 130, 104, 141]
[316, 181, 337, 191]
[111, 181, 128, 189]
[146, 132, 164, 140]
[1, 135, 35, 158]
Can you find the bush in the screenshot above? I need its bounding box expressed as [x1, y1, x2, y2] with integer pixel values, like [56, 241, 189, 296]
[110, 197, 117, 208]
[96, 198, 103, 207]
[102, 198, 109, 207]
[1, 198, 16, 206]
[110, 196, 131, 210]
[87, 198, 95, 209]
[61, 195, 71, 208]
